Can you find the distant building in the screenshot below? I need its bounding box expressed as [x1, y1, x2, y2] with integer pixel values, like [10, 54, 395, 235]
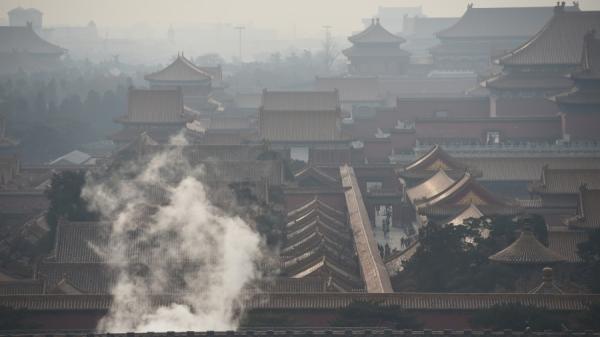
[259, 90, 341, 142]
[401, 16, 458, 61]
[145, 54, 216, 112]
[0, 24, 65, 74]
[486, 6, 600, 118]
[7, 7, 42, 30]
[362, 6, 423, 34]
[432, 4, 578, 73]
[111, 88, 190, 145]
[343, 19, 410, 77]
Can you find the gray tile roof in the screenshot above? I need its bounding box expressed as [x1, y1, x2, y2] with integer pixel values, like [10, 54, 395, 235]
[145, 55, 211, 82]
[1, 292, 599, 312]
[461, 157, 600, 182]
[489, 230, 566, 265]
[531, 168, 600, 194]
[0, 26, 65, 54]
[407, 170, 456, 205]
[341, 165, 393, 293]
[121, 88, 187, 124]
[348, 19, 405, 44]
[547, 229, 588, 263]
[498, 10, 600, 66]
[437, 5, 565, 39]
[261, 90, 340, 112]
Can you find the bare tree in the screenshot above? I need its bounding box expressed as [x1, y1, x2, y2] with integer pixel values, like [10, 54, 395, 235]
[322, 25, 339, 73]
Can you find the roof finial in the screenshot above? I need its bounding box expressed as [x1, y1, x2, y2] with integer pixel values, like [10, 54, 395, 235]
[554, 1, 565, 14]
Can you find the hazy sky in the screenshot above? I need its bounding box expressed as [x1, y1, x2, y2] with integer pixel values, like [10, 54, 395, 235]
[1, 0, 599, 38]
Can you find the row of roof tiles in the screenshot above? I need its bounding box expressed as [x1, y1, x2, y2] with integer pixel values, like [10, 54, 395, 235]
[0, 292, 598, 311]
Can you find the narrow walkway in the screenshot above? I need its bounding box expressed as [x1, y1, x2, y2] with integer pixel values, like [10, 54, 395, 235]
[340, 165, 393, 293]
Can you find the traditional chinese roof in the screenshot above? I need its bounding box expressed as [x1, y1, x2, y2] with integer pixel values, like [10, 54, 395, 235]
[0, 280, 44, 295]
[529, 267, 563, 294]
[51, 221, 109, 263]
[460, 157, 600, 182]
[417, 172, 510, 210]
[529, 167, 600, 195]
[285, 216, 351, 248]
[287, 197, 346, 223]
[294, 166, 340, 187]
[282, 255, 363, 292]
[567, 186, 600, 229]
[437, 5, 567, 40]
[445, 203, 485, 226]
[145, 55, 212, 83]
[553, 31, 600, 105]
[341, 165, 393, 293]
[202, 160, 283, 185]
[38, 262, 114, 294]
[484, 71, 574, 91]
[498, 9, 600, 66]
[547, 229, 588, 263]
[406, 169, 456, 205]
[282, 197, 360, 292]
[261, 90, 340, 112]
[1, 292, 598, 312]
[0, 191, 49, 215]
[349, 18, 405, 45]
[401, 145, 470, 179]
[489, 229, 566, 265]
[0, 26, 65, 55]
[117, 88, 188, 124]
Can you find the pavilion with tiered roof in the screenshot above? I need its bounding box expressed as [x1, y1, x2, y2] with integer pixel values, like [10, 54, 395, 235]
[432, 4, 570, 72]
[145, 54, 217, 112]
[485, 5, 600, 117]
[343, 18, 410, 76]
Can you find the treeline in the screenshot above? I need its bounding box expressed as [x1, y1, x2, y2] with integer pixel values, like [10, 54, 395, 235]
[0, 68, 131, 163]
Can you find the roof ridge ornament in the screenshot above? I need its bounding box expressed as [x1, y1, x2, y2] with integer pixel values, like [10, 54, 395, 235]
[554, 1, 566, 14]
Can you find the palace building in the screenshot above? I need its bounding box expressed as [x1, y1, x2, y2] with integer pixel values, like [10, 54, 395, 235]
[432, 4, 577, 72]
[0, 23, 65, 74]
[111, 88, 190, 145]
[486, 5, 600, 118]
[145, 54, 218, 112]
[343, 18, 410, 76]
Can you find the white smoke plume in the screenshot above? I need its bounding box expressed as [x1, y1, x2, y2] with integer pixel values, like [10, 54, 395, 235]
[82, 133, 263, 332]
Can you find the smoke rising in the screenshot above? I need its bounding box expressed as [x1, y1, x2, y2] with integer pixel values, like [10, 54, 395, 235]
[82, 133, 263, 332]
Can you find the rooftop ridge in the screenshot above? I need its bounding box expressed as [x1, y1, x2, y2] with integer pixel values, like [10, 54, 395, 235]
[340, 165, 393, 293]
[1, 292, 599, 311]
